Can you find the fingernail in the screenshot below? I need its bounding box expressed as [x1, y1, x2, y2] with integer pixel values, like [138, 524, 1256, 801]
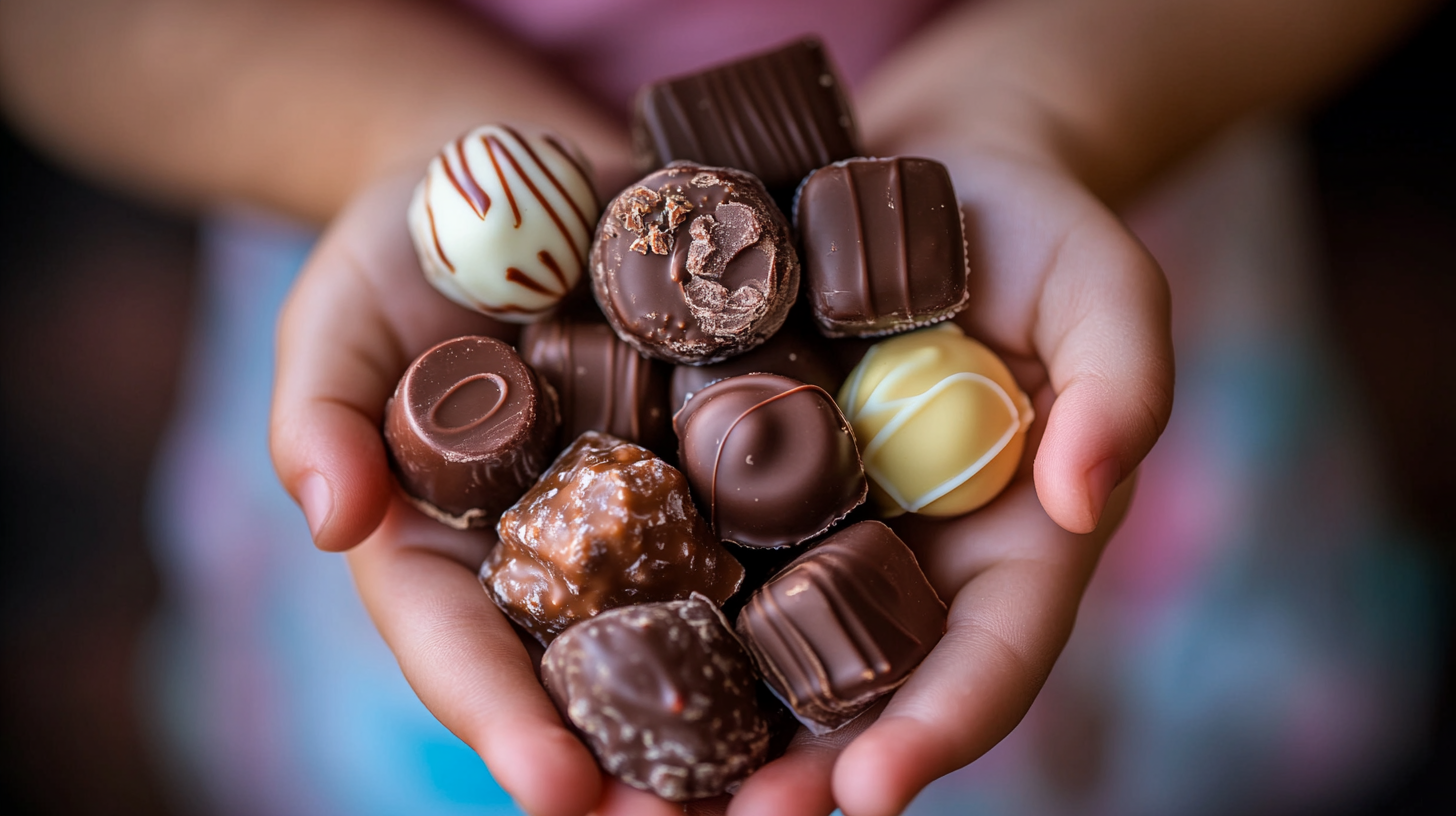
[1086, 457, 1121, 529]
[298, 472, 333, 540]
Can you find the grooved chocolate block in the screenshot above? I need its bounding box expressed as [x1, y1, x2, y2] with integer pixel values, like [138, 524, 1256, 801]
[632, 39, 859, 193]
[796, 157, 969, 337]
[736, 521, 947, 733]
[541, 596, 772, 800]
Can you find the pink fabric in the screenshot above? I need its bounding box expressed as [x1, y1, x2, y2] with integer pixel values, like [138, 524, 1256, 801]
[461, 0, 953, 111]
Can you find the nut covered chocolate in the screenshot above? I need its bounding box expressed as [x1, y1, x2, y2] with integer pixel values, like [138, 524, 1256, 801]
[383, 335, 559, 529]
[674, 373, 866, 548]
[632, 38, 859, 194]
[519, 316, 672, 453]
[590, 164, 799, 365]
[482, 431, 743, 643]
[796, 157, 969, 337]
[736, 521, 947, 733]
[542, 595, 772, 800]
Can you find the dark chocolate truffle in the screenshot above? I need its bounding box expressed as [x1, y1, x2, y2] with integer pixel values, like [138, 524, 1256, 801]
[519, 316, 672, 453]
[541, 595, 772, 800]
[383, 335, 558, 529]
[590, 164, 800, 366]
[482, 431, 743, 644]
[674, 373, 866, 548]
[736, 521, 947, 733]
[795, 157, 969, 337]
[632, 38, 859, 193]
[669, 322, 840, 414]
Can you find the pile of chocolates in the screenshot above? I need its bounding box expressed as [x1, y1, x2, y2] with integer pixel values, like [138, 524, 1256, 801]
[390, 38, 1036, 801]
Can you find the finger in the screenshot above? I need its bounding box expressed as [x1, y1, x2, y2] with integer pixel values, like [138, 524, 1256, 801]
[348, 496, 602, 816]
[832, 478, 1134, 816]
[1029, 203, 1173, 533]
[270, 172, 502, 551]
[589, 781, 690, 816]
[727, 704, 881, 816]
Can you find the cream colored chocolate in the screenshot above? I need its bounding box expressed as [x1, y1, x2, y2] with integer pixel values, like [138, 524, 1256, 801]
[837, 323, 1034, 517]
[408, 124, 599, 323]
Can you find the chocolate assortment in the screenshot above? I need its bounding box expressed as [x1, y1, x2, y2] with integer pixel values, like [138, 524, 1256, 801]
[383, 335, 558, 529]
[482, 431, 743, 644]
[541, 595, 772, 800]
[796, 157, 970, 337]
[408, 124, 599, 323]
[632, 38, 859, 194]
[519, 316, 672, 451]
[387, 39, 1038, 801]
[736, 521, 947, 733]
[674, 373, 866, 548]
[591, 163, 799, 365]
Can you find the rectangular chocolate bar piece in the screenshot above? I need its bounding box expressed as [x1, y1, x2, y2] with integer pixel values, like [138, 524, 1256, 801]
[632, 38, 860, 192]
[795, 157, 969, 337]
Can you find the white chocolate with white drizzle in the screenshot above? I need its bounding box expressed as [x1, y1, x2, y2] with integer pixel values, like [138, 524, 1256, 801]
[408, 124, 599, 323]
[837, 323, 1034, 517]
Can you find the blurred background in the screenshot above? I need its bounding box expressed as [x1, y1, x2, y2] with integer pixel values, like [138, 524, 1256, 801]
[0, 5, 1452, 816]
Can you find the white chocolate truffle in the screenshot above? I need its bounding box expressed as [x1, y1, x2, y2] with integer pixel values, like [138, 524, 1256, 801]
[837, 323, 1034, 517]
[408, 124, 599, 323]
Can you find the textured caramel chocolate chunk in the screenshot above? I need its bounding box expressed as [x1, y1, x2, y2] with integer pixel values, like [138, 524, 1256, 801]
[736, 521, 946, 733]
[633, 38, 859, 193]
[541, 596, 772, 800]
[591, 164, 799, 365]
[481, 432, 743, 643]
[796, 157, 969, 337]
[674, 374, 866, 548]
[383, 335, 558, 529]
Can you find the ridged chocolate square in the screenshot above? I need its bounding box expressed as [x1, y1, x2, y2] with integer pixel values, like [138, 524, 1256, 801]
[795, 157, 969, 337]
[632, 38, 859, 192]
[735, 520, 946, 733]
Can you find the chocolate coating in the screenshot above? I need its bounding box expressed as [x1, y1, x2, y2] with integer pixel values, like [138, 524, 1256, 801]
[632, 38, 859, 193]
[383, 335, 558, 528]
[541, 595, 772, 800]
[591, 164, 799, 365]
[520, 316, 672, 453]
[669, 323, 840, 413]
[674, 374, 866, 548]
[796, 157, 969, 337]
[482, 431, 743, 643]
[736, 521, 947, 733]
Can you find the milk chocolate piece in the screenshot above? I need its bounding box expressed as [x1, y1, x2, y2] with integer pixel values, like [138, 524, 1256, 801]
[519, 316, 672, 453]
[482, 431, 743, 644]
[737, 521, 946, 734]
[591, 164, 799, 365]
[669, 323, 839, 413]
[674, 374, 866, 548]
[633, 38, 859, 194]
[383, 335, 558, 529]
[541, 595, 772, 800]
[796, 157, 969, 337]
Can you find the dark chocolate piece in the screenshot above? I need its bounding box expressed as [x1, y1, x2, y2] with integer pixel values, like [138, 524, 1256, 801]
[541, 595, 772, 800]
[519, 316, 672, 453]
[591, 164, 799, 365]
[383, 335, 558, 529]
[736, 521, 947, 733]
[633, 38, 859, 193]
[482, 431, 743, 644]
[674, 374, 866, 548]
[669, 322, 840, 414]
[795, 157, 969, 337]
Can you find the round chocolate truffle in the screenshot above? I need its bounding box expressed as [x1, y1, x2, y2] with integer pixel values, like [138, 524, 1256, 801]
[541, 595, 772, 800]
[408, 124, 599, 323]
[383, 335, 559, 528]
[674, 373, 866, 548]
[519, 316, 673, 453]
[590, 163, 799, 365]
[837, 323, 1035, 517]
